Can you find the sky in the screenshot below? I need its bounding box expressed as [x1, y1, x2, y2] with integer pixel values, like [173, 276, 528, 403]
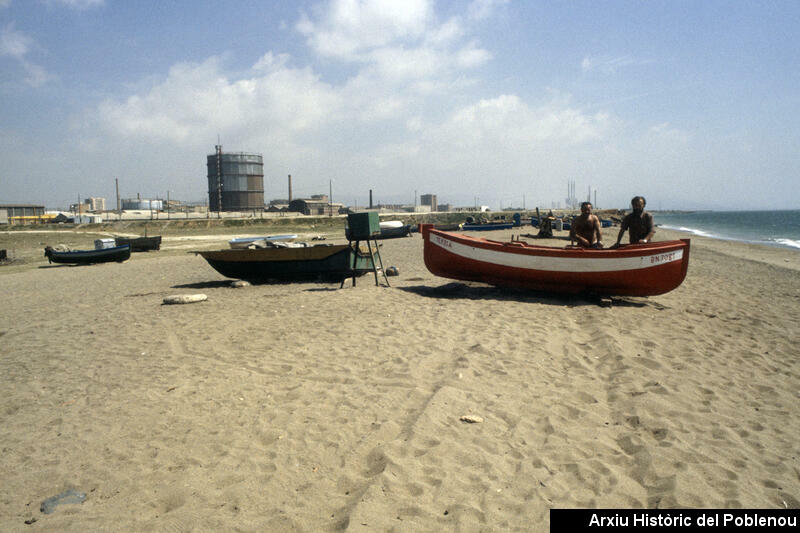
[1, 0, 799, 211]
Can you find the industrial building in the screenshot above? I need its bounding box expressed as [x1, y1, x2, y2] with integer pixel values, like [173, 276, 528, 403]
[121, 198, 163, 211]
[288, 196, 344, 216]
[0, 204, 46, 224]
[420, 194, 437, 212]
[207, 145, 265, 211]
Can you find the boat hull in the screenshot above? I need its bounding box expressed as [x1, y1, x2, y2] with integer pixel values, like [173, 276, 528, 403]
[115, 236, 161, 252]
[196, 244, 375, 282]
[421, 226, 689, 296]
[345, 225, 412, 240]
[45, 244, 131, 264]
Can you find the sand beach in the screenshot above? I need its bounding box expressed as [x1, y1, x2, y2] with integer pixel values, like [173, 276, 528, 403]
[1, 224, 798, 531]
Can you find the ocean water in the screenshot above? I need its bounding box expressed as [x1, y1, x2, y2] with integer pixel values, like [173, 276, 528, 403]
[653, 210, 800, 251]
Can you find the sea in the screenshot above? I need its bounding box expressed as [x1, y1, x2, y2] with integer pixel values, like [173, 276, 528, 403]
[653, 210, 800, 251]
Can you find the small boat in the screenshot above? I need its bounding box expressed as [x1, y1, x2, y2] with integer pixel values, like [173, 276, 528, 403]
[461, 222, 514, 231]
[195, 243, 375, 282]
[346, 221, 411, 240]
[430, 223, 462, 232]
[44, 244, 131, 265]
[420, 225, 690, 296]
[115, 235, 162, 252]
[228, 234, 298, 249]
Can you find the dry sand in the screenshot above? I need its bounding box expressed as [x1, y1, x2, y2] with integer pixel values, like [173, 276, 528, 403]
[1, 226, 799, 531]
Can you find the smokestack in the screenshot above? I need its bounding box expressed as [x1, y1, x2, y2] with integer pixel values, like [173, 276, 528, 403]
[288, 174, 292, 202]
[369, 189, 373, 209]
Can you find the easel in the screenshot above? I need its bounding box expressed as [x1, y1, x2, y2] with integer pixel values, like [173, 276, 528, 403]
[341, 212, 389, 288]
[341, 237, 389, 288]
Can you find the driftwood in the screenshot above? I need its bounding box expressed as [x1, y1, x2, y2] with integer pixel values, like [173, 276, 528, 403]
[162, 294, 207, 305]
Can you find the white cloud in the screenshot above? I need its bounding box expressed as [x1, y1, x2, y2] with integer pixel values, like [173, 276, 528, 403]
[425, 17, 464, 46]
[294, 0, 491, 103]
[1, 23, 31, 58]
[1, 23, 53, 86]
[90, 56, 341, 145]
[581, 55, 650, 74]
[46, 0, 104, 8]
[445, 95, 607, 145]
[646, 122, 690, 145]
[252, 52, 291, 73]
[297, 0, 433, 60]
[467, 0, 508, 21]
[456, 42, 491, 68]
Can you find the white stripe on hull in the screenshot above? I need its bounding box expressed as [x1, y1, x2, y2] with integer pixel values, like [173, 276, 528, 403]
[430, 233, 683, 273]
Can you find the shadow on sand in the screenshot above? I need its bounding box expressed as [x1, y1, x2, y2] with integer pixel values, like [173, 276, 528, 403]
[172, 280, 234, 289]
[397, 282, 661, 308]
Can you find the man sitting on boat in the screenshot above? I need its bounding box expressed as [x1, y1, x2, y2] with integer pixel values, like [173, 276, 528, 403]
[569, 202, 604, 248]
[613, 196, 655, 247]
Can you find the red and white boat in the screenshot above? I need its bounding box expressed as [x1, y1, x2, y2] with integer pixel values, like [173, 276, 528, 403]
[420, 225, 690, 296]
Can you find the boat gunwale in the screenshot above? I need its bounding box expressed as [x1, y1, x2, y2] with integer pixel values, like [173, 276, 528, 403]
[48, 244, 131, 256]
[427, 228, 689, 259]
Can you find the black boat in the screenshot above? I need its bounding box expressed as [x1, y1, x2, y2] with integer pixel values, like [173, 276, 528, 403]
[44, 244, 131, 264]
[345, 224, 412, 240]
[194, 244, 375, 282]
[114, 235, 161, 252]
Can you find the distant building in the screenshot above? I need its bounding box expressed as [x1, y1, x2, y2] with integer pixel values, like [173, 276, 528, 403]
[85, 197, 106, 212]
[288, 198, 343, 215]
[0, 204, 46, 224]
[437, 203, 452, 212]
[420, 194, 437, 212]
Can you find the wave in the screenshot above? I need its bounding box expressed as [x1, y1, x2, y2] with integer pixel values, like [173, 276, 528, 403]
[772, 238, 800, 250]
[660, 224, 716, 238]
[658, 214, 800, 252]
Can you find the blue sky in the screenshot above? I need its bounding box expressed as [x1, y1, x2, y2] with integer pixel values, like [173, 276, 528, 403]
[1, 0, 798, 210]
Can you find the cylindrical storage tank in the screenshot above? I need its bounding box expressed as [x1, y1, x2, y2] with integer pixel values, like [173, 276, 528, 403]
[207, 151, 264, 211]
[121, 199, 163, 210]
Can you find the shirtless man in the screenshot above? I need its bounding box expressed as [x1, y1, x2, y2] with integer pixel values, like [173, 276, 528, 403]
[570, 201, 603, 248]
[613, 196, 655, 246]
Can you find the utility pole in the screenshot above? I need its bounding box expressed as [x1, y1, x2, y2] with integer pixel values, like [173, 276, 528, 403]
[115, 178, 121, 220]
[329, 180, 332, 216]
[215, 144, 223, 219]
[167, 190, 171, 220]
